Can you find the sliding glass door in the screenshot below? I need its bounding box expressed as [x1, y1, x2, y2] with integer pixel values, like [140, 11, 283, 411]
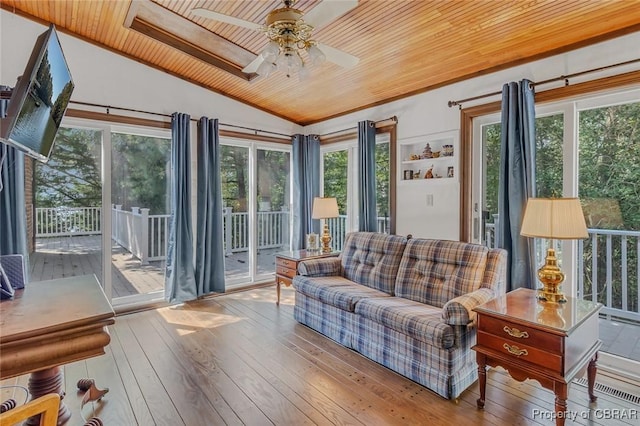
[221, 140, 291, 288]
[110, 128, 171, 303]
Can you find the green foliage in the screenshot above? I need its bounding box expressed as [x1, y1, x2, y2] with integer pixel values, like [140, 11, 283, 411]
[323, 150, 348, 214]
[375, 142, 390, 218]
[111, 133, 171, 214]
[484, 101, 640, 313]
[220, 145, 248, 212]
[256, 149, 290, 211]
[36, 127, 102, 208]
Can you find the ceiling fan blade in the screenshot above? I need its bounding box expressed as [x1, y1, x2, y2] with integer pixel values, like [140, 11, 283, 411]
[242, 55, 265, 74]
[317, 43, 359, 68]
[304, 0, 358, 28]
[191, 8, 261, 31]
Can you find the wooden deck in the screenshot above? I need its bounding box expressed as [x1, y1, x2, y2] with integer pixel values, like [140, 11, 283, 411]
[30, 236, 281, 299]
[2, 285, 639, 426]
[27, 236, 640, 363]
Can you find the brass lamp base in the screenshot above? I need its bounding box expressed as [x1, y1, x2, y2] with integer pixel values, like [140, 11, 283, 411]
[536, 247, 567, 303]
[320, 224, 332, 254]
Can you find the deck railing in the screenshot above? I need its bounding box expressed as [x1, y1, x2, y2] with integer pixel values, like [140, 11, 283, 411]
[485, 220, 639, 322]
[35, 207, 101, 237]
[36, 206, 291, 262]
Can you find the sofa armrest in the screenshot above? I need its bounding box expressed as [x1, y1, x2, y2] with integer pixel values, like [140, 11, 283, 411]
[298, 257, 342, 277]
[442, 288, 496, 326]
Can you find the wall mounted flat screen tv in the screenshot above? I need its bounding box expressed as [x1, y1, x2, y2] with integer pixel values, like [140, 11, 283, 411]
[0, 24, 74, 163]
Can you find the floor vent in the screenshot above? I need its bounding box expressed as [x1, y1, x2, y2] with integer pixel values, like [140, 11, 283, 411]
[573, 377, 640, 404]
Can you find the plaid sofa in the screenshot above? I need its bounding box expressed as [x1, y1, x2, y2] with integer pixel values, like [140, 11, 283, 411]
[293, 232, 507, 399]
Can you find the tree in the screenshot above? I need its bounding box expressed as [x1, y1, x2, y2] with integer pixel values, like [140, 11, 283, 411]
[220, 146, 248, 212]
[36, 127, 102, 208]
[111, 133, 171, 214]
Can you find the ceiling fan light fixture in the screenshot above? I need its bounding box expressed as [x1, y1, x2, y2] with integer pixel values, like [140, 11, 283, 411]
[308, 44, 326, 66]
[261, 40, 280, 62]
[200, 0, 360, 79]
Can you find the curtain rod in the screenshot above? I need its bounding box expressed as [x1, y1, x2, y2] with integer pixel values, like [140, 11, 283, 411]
[447, 58, 640, 109]
[68, 100, 292, 138]
[319, 116, 398, 138]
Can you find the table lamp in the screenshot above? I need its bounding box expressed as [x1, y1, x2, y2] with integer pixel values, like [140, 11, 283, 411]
[312, 197, 339, 253]
[520, 197, 588, 303]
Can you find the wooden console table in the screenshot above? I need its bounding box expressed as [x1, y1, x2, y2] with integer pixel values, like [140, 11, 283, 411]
[473, 288, 602, 426]
[0, 274, 115, 425]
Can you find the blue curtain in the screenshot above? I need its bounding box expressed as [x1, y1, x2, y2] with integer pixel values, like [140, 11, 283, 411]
[165, 112, 197, 303]
[195, 117, 225, 296]
[0, 98, 30, 276]
[292, 134, 320, 250]
[497, 79, 536, 291]
[358, 120, 377, 231]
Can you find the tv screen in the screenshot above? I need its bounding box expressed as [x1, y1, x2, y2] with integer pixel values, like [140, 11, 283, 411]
[0, 24, 74, 163]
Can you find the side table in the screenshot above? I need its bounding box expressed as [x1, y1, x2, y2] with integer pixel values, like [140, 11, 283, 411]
[472, 288, 602, 426]
[274, 250, 339, 305]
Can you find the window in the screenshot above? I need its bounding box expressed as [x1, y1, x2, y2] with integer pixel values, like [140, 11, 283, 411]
[469, 88, 640, 365]
[320, 133, 391, 250]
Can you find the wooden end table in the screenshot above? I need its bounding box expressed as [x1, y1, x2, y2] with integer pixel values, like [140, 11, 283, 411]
[0, 274, 115, 425]
[274, 250, 339, 305]
[473, 288, 602, 426]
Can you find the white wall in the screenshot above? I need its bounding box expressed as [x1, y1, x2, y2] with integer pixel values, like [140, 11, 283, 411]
[305, 31, 640, 240]
[0, 10, 301, 135]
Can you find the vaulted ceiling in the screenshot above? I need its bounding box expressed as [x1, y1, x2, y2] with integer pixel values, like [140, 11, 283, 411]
[2, 0, 639, 125]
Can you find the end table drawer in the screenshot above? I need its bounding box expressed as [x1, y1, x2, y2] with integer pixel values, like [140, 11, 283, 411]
[478, 315, 562, 354]
[276, 265, 296, 278]
[276, 257, 297, 269]
[477, 331, 563, 373]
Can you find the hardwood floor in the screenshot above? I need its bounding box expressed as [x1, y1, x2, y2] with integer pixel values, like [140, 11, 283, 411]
[2, 285, 639, 425]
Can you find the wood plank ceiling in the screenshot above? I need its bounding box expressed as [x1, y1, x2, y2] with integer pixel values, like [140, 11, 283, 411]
[2, 0, 639, 125]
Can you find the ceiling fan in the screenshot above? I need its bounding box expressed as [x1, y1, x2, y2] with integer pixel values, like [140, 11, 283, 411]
[192, 0, 360, 79]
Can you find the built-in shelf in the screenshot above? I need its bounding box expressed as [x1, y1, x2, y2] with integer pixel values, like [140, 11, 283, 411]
[399, 131, 458, 181]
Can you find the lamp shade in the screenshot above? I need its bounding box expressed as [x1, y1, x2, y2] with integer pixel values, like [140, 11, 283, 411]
[521, 198, 588, 240]
[312, 197, 339, 219]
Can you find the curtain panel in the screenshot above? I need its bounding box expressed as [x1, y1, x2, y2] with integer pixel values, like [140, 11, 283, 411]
[292, 134, 320, 250]
[165, 112, 198, 303]
[497, 79, 537, 291]
[358, 120, 377, 232]
[0, 98, 30, 274]
[195, 117, 225, 296]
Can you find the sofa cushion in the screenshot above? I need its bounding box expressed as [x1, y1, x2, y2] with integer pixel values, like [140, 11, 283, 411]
[396, 239, 489, 308]
[354, 297, 455, 349]
[340, 232, 407, 294]
[293, 276, 391, 312]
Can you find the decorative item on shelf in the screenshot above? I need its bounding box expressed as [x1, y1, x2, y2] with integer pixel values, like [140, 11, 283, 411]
[414, 169, 421, 179]
[424, 166, 434, 179]
[447, 166, 454, 178]
[312, 197, 339, 253]
[403, 170, 414, 180]
[442, 144, 454, 157]
[520, 197, 589, 303]
[409, 154, 420, 161]
[432, 151, 440, 158]
[306, 232, 319, 252]
[422, 143, 433, 159]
